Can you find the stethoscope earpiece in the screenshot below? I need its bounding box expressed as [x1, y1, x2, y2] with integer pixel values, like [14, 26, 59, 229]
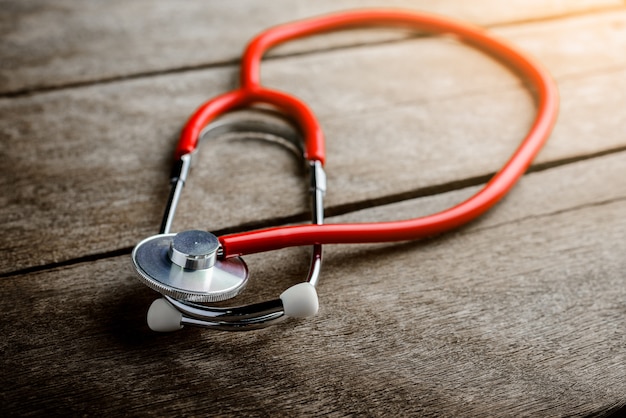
[147, 298, 183, 332]
[279, 282, 319, 318]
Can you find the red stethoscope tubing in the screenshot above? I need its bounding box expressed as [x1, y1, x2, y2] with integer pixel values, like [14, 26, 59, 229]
[176, 9, 559, 258]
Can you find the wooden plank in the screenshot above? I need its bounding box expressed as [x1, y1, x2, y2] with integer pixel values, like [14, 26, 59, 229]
[0, 0, 622, 95]
[2, 152, 624, 416]
[2, 10, 626, 276]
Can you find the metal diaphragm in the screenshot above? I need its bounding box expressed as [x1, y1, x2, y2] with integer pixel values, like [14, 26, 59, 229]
[131, 231, 248, 302]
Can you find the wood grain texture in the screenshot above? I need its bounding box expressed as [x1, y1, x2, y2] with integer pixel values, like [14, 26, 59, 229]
[2, 10, 626, 275]
[1, 153, 624, 416]
[2, 3, 626, 415]
[0, 0, 621, 95]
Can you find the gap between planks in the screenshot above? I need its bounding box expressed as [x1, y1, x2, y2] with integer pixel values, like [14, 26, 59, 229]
[1, 4, 624, 99]
[2, 146, 625, 281]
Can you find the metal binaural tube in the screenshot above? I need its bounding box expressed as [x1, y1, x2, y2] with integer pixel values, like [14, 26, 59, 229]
[166, 296, 285, 323]
[306, 160, 325, 288]
[310, 160, 326, 226]
[160, 153, 192, 235]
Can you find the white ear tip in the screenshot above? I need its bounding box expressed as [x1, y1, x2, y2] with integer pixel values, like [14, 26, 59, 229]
[280, 283, 319, 318]
[147, 298, 183, 332]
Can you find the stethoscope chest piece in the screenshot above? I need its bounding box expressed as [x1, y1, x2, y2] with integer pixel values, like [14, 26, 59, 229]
[131, 230, 248, 302]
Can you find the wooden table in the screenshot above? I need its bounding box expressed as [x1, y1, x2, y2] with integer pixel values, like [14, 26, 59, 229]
[1, 1, 625, 416]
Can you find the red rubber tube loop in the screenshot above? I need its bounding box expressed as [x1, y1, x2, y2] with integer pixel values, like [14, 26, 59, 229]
[178, 9, 559, 257]
[176, 88, 324, 162]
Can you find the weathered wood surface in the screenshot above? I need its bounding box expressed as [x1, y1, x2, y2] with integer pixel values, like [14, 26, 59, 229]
[2, 153, 625, 416]
[0, 0, 621, 95]
[1, 1, 625, 416]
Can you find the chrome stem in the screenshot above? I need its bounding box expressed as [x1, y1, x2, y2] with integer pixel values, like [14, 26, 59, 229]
[306, 160, 326, 288]
[159, 153, 192, 235]
[310, 160, 326, 226]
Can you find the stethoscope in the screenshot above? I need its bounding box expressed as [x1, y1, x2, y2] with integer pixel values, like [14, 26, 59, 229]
[131, 9, 558, 332]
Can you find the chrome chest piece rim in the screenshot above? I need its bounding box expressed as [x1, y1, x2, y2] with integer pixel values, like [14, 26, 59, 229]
[131, 230, 248, 302]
